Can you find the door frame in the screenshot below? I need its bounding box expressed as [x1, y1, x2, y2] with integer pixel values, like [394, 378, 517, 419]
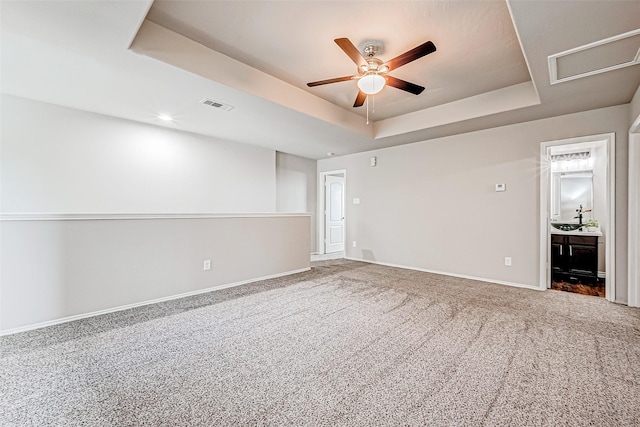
[317, 169, 346, 255]
[628, 118, 640, 307]
[539, 133, 616, 301]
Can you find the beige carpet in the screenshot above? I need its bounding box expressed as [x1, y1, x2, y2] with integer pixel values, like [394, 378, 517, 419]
[1, 259, 639, 426]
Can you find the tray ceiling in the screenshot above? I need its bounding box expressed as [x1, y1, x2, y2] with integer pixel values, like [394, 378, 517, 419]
[2, 1, 639, 159]
[146, 0, 531, 121]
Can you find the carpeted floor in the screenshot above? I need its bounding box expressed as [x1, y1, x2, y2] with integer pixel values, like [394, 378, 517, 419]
[1, 259, 639, 426]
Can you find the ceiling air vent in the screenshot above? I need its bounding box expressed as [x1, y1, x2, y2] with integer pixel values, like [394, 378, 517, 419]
[200, 98, 234, 111]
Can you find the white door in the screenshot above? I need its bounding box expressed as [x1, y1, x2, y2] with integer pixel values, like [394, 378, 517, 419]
[325, 175, 345, 253]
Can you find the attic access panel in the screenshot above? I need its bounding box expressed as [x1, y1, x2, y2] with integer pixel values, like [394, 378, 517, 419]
[549, 29, 640, 85]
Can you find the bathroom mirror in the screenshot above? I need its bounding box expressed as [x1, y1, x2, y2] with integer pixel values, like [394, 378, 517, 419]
[551, 172, 593, 222]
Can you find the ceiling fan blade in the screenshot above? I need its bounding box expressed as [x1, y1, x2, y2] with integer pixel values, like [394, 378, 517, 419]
[307, 76, 355, 87]
[384, 41, 436, 71]
[335, 38, 365, 66]
[385, 76, 425, 95]
[353, 91, 366, 107]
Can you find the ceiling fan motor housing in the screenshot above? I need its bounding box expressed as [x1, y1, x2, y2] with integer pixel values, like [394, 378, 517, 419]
[360, 57, 386, 74]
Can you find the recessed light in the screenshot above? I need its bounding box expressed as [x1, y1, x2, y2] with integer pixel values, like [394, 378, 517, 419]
[158, 114, 173, 122]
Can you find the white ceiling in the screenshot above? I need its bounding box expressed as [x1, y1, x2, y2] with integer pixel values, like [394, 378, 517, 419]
[1, 1, 639, 160]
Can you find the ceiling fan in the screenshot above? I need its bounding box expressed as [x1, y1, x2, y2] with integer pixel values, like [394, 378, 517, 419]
[307, 38, 437, 107]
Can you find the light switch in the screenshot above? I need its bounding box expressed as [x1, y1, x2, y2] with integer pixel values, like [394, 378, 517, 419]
[353, 198, 360, 204]
[495, 183, 506, 192]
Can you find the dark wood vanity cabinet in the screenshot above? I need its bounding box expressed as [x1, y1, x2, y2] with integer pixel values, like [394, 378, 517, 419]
[551, 234, 598, 284]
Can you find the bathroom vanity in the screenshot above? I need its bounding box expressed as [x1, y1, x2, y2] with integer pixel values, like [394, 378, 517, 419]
[550, 228, 601, 286]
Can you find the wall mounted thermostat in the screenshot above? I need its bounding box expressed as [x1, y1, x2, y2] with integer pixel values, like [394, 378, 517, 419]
[495, 183, 506, 192]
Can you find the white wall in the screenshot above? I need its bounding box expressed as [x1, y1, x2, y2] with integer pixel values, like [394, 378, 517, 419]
[1, 95, 276, 213]
[591, 143, 607, 274]
[319, 105, 630, 302]
[276, 152, 317, 252]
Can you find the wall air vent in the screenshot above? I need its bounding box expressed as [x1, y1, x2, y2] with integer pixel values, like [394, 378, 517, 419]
[200, 98, 234, 111]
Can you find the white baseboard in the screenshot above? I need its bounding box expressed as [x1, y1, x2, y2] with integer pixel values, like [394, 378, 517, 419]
[0, 267, 310, 337]
[344, 257, 541, 292]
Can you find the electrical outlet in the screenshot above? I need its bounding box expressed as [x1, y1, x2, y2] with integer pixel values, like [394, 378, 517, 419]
[203, 259, 211, 271]
[353, 241, 357, 248]
[504, 257, 512, 266]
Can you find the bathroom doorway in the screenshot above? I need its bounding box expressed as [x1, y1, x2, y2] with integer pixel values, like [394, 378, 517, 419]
[539, 133, 615, 301]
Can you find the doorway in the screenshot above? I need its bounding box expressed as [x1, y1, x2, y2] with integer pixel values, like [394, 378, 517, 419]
[318, 170, 346, 254]
[540, 133, 615, 301]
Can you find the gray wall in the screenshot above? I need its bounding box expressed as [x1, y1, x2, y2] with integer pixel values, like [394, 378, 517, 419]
[0, 95, 313, 333]
[631, 84, 640, 124]
[319, 105, 629, 302]
[276, 152, 317, 252]
[629, 85, 640, 307]
[1, 95, 276, 213]
[1, 214, 310, 332]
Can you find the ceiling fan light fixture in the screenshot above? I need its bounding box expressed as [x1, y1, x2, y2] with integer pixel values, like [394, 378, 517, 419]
[358, 73, 385, 95]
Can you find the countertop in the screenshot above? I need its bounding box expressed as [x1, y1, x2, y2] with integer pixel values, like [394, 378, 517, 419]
[550, 227, 602, 237]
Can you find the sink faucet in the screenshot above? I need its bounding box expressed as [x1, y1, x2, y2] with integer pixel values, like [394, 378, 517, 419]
[574, 204, 584, 226]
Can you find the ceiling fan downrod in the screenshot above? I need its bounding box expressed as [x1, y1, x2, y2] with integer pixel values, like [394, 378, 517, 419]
[363, 44, 378, 58]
